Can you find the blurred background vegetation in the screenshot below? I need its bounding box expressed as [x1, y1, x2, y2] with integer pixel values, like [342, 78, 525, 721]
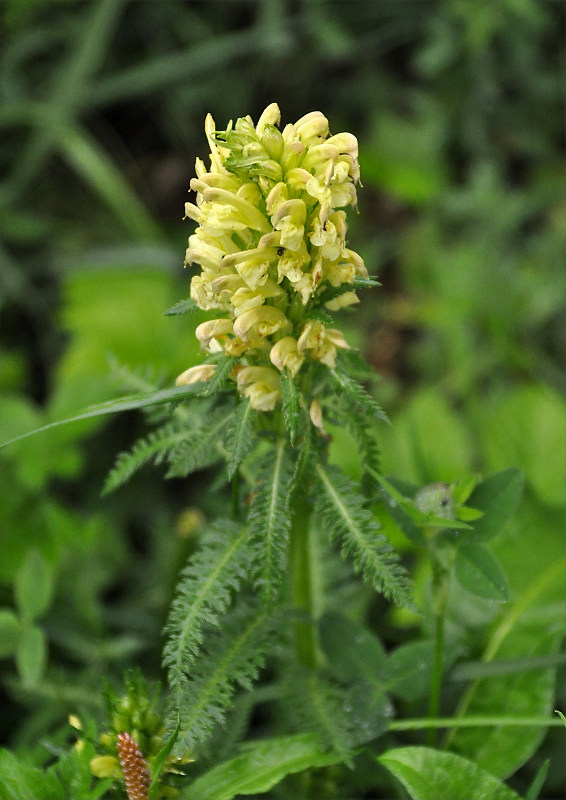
[1, 0, 565, 795]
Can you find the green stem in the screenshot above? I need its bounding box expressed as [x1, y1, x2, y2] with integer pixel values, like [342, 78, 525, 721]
[289, 493, 318, 670]
[390, 715, 564, 732]
[426, 541, 452, 747]
[427, 611, 445, 746]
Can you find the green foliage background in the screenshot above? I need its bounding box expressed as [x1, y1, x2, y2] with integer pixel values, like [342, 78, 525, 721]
[0, 0, 564, 797]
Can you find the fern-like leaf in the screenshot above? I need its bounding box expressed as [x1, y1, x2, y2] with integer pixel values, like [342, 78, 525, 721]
[291, 403, 316, 492]
[280, 369, 300, 446]
[329, 368, 388, 423]
[163, 297, 200, 316]
[200, 355, 238, 396]
[225, 398, 255, 480]
[330, 401, 381, 496]
[313, 464, 413, 609]
[166, 405, 234, 478]
[248, 440, 294, 607]
[305, 308, 335, 326]
[171, 602, 270, 751]
[103, 418, 196, 494]
[163, 520, 251, 696]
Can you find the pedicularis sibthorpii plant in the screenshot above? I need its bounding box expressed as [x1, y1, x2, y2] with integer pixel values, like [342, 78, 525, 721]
[2, 105, 563, 800]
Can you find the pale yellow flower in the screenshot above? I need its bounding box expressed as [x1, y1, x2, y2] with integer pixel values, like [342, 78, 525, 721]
[233, 305, 291, 341]
[236, 366, 282, 411]
[297, 320, 350, 368]
[175, 364, 216, 386]
[270, 336, 304, 377]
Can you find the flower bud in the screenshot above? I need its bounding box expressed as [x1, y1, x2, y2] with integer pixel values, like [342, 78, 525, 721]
[90, 755, 121, 779]
[261, 125, 285, 161]
[175, 364, 216, 386]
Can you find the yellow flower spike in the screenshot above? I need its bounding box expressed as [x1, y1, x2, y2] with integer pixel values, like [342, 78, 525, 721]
[175, 364, 216, 386]
[182, 105, 367, 411]
[270, 336, 304, 378]
[68, 714, 82, 731]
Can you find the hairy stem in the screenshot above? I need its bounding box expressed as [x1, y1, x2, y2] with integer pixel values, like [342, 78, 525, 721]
[289, 493, 318, 670]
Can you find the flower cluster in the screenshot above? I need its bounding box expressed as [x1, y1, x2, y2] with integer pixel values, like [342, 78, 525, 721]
[177, 103, 368, 411]
[74, 671, 190, 798]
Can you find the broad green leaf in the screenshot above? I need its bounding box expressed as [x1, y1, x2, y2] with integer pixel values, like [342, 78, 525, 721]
[464, 469, 524, 543]
[474, 386, 566, 508]
[0, 610, 20, 657]
[56, 267, 205, 392]
[0, 749, 65, 800]
[319, 611, 387, 689]
[449, 604, 566, 778]
[14, 549, 53, 621]
[385, 641, 435, 702]
[378, 746, 521, 800]
[16, 624, 46, 688]
[386, 640, 460, 702]
[0, 395, 82, 490]
[454, 543, 510, 602]
[180, 734, 342, 800]
[379, 388, 474, 484]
